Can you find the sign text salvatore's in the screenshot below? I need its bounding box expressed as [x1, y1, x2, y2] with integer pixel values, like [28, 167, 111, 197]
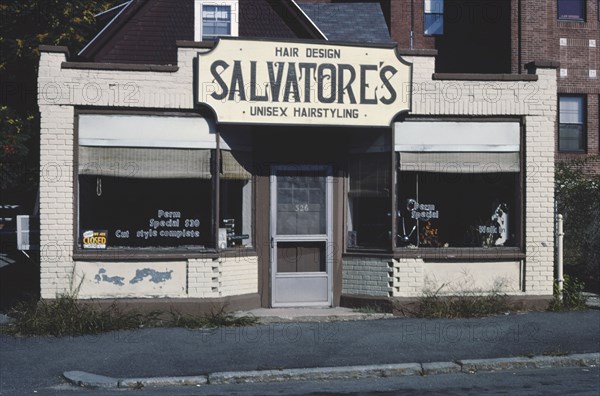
[197, 39, 412, 127]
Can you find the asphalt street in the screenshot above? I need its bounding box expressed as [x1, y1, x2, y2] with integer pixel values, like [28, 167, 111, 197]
[1, 310, 599, 395]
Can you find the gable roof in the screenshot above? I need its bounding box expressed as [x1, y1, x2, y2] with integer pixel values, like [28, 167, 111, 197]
[297, 2, 392, 44]
[79, 0, 325, 65]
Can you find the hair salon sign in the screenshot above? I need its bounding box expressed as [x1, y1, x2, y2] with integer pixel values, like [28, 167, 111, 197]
[197, 38, 412, 127]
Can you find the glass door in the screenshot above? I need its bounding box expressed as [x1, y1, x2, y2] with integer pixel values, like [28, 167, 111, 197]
[270, 165, 332, 307]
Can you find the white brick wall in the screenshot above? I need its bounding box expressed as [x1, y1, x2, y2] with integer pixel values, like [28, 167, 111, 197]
[38, 47, 258, 299]
[390, 59, 557, 297]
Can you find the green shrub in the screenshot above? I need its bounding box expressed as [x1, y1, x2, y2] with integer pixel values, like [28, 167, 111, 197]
[555, 157, 600, 287]
[548, 275, 587, 311]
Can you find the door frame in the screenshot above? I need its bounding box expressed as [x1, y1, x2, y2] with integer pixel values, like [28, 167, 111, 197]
[269, 164, 333, 307]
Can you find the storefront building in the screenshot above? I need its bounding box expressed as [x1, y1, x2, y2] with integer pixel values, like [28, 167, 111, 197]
[37, 0, 557, 308]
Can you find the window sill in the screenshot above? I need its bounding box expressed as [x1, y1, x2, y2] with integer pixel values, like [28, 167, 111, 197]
[73, 248, 257, 261]
[393, 247, 525, 261]
[558, 150, 587, 154]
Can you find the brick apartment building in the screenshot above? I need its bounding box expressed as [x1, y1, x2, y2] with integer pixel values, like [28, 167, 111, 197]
[37, 0, 559, 307]
[368, 0, 599, 171]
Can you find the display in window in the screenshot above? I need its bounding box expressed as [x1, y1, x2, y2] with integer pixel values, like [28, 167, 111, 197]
[397, 171, 518, 248]
[477, 203, 509, 247]
[82, 230, 107, 250]
[79, 176, 211, 248]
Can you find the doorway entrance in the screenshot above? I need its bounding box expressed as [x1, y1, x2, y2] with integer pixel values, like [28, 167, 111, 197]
[270, 165, 333, 307]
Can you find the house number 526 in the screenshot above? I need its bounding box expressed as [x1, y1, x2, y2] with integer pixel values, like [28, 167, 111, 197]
[295, 204, 309, 212]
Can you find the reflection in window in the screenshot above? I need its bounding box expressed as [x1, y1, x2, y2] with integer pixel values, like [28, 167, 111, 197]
[424, 0, 444, 35]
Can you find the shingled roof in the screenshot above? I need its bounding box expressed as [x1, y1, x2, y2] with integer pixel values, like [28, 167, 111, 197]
[297, 2, 392, 44]
[79, 0, 324, 65]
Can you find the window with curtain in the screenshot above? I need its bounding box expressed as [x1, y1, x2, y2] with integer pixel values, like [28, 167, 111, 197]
[395, 122, 521, 249]
[347, 130, 391, 250]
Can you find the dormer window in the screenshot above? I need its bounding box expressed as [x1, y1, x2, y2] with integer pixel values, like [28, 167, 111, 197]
[195, 0, 239, 41]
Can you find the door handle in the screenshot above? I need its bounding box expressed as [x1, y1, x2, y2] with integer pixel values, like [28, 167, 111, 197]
[271, 237, 274, 249]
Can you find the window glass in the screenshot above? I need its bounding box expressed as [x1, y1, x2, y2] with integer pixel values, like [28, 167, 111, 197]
[424, 0, 444, 35]
[78, 149, 213, 249]
[397, 165, 519, 248]
[558, 0, 585, 20]
[347, 131, 391, 250]
[559, 95, 585, 151]
[220, 149, 253, 248]
[203, 5, 231, 39]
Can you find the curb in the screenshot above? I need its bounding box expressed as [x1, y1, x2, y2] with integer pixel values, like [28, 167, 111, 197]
[63, 352, 599, 389]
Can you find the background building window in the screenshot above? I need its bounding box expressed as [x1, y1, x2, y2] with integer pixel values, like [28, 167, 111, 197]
[559, 95, 586, 151]
[195, 0, 239, 41]
[558, 0, 585, 20]
[347, 131, 391, 250]
[202, 5, 231, 39]
[424, 0, 444, 35]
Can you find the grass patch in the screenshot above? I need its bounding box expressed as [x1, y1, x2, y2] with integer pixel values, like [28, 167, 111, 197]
[0, 295, 258, 337]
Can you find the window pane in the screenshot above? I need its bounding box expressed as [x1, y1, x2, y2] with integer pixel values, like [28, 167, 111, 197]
[203, 4, 231, 39]
[559, 124, 585, 151]
[558, 0, 584, 20]
[424, 14, 444, 35]
[220, 180, 253, 248]
[559, 96, 583, 124]
[277, 170, 326, 235]
[397, 164, 518, 248]
[79, 176, 212, 248]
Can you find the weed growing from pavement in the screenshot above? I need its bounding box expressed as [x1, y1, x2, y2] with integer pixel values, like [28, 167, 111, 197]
[548, 275, 587, 312]
[352, 305, 390, 314]
[396, 280, 515, 319]
[0, 295, 258, 337]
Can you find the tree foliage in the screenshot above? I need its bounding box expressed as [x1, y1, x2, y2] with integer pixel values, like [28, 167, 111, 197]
[0, 1, 118, 200]
[555, 157, 600, 286]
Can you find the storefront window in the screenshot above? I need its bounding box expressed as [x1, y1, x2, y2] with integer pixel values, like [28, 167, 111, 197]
[347, 131, 391, 250]
[395, 121, 522, 250]
[397, 167, 519, 248]
[78, 147, 213, 249]
[76, 114, 255, 252]
[219, 149, 253, 249]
